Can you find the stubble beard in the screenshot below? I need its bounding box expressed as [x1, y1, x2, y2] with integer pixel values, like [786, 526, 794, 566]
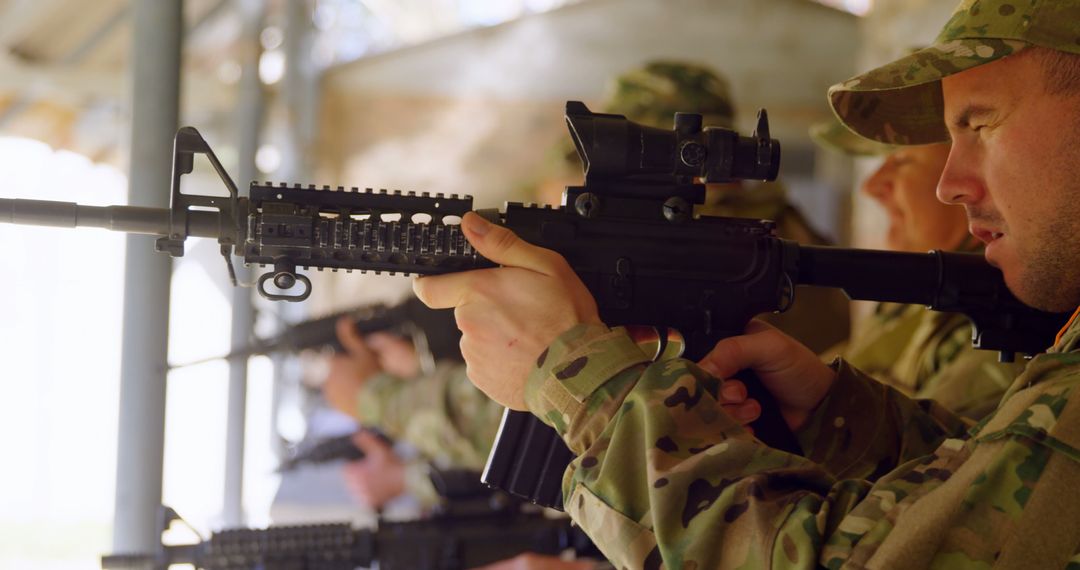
[1014, 117, 1080, 313]
[1021, 213, 1080, 313]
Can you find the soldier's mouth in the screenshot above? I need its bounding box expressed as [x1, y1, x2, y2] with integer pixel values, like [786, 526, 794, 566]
[970, 226, 1003, 245]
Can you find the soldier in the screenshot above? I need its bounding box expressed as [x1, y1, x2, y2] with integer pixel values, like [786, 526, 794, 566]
[322, 316, 502, 509]
[413, 0, 1080, 567]
[814, 121, 1024, 423]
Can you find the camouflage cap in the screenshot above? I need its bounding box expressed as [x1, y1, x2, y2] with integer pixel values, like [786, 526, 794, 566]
[551, 60, 737, 170]
[809, 119, 897, 157]
[602, 60, 736, 129]
[829, 0, 1080, 145]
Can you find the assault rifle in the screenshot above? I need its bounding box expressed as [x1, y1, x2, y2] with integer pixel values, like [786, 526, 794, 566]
[2, 102, 1070, 510]
[100, 501, 597, 570]
[172, 296, 462, 369]
[276, 428, 393, 472]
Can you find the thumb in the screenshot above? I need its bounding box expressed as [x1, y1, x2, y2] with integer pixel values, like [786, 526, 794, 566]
[460, 212, 561, 276]
[697, 320, 781, 379]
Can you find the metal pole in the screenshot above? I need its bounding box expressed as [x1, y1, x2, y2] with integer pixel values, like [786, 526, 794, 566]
[223, 0, 266, 527]
[111, 0, 181, 556]
[281, 0, 319, 181]
[271, 0, 320, 457]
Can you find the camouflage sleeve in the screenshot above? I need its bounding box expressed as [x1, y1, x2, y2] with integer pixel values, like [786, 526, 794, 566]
[522, 325, 969, 569]
[797, 359, 972, 480]
[356, 363, 503, 471]
[354, 372, 404, 432]
[402, 458, 441, 509]
[911, 321, 1024, 421]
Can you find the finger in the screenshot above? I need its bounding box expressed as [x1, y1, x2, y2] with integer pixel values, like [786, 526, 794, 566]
[724, 400, 761, 424]
[719, 380, 747, 403]
[743, 319, 774, 335]
[413, 271, 476, 310]
[697, 319, 782, 379]
[460, 212, 564, 276]
[336, 317, 370, 357]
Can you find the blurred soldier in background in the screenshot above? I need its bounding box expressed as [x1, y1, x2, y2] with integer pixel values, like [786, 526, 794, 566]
[324, 318, 617, 569]
[539, 61, 851, 353]
[812, 121, 1026, 422]
[322, 317, 502, 509]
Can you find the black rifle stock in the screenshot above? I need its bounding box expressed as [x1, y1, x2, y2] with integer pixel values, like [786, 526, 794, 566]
[1, 102, 1069, 510]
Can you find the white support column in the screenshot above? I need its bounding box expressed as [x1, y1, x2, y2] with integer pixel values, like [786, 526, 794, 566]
[270, 0, 321, 456]
[222, 0, 267, 528]
[111, 0, 182, 557]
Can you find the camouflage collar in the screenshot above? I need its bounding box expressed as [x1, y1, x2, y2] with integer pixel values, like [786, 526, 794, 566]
[1054, 307, 1080, 353]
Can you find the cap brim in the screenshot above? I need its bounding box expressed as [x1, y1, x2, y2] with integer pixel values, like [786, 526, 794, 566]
[809, 121, 896, 157]
[828, 39, 1028, 145]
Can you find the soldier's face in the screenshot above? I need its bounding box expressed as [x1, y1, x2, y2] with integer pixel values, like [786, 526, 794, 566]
[861, 143, 967, 253]
[939, 51, 1080, 312]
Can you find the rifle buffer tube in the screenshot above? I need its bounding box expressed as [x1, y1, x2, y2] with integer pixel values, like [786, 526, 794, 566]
[796, 245, 1060, 359]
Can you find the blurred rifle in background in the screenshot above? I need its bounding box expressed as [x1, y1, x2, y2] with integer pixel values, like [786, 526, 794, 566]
[276, 428, 395, 472]
[171, 296, 462, 371]
[100, 494, 597, 570]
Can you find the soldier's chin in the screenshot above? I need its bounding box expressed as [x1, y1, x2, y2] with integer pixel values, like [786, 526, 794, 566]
[1007, 269, 1078, 313]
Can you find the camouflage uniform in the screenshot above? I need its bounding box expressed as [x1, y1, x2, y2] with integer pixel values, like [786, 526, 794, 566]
[525, 315, 1080, 568]
[355, 362, 503, 506]
[813, 123, 1024, 420]
[601, 61, 851, 354]
[520, 2, 1080, 567]
[837, 298, 1026, 421]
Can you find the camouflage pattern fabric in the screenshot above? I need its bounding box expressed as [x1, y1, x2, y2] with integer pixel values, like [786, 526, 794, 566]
[355, 362, 503, 505]
[545, 60, 737, 171]
[354, 328, 699, 508]
[832, 301, 1026, 422]
[523, 314, 1080, 569]
[809, 119, 897, 157]
[602, 61, 736, 130]
[828, 0, 1080, 144]
[825, 240, 1027, 423]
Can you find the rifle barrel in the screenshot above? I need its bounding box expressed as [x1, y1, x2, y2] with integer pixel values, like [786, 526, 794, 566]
[0, 198, 221, 238]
